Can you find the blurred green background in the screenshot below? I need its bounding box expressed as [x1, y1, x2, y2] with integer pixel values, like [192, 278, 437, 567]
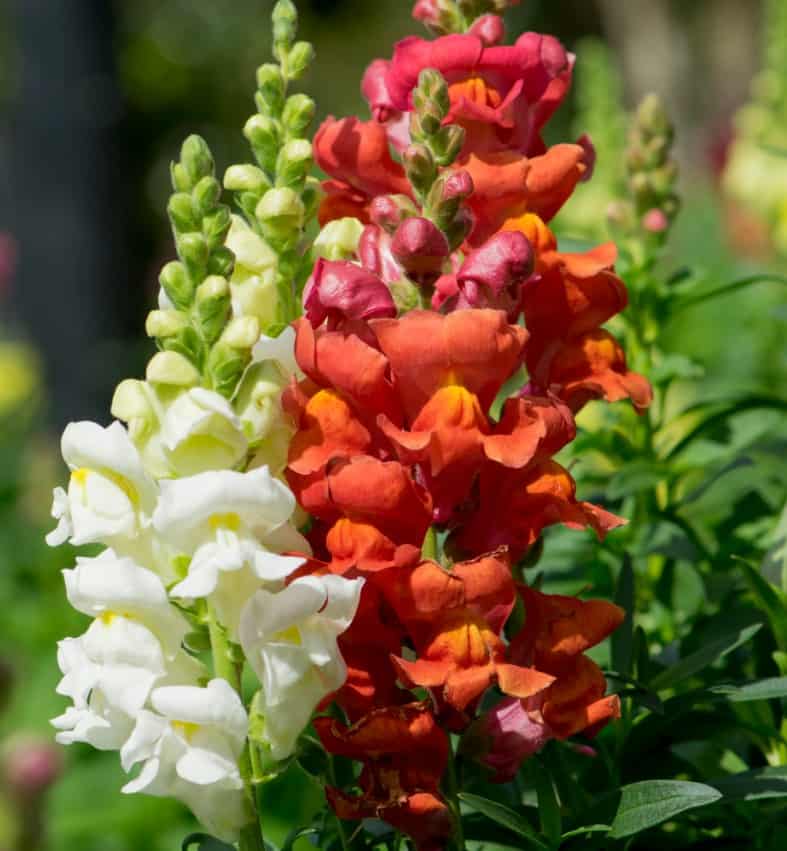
[0, 1, 785, 849]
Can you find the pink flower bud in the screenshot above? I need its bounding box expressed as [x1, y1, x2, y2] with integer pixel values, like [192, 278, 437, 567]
[468, 14, 505, 46]
[643, 208, 669, 233]
[456, 230, 533, 315]
[412, 0, 446, 27]
[369, 195, 414, 233]
[3, 737, 63, 799]
[390, 216, 450, 278]
[431, 273, 459, 310]
[303, 257, 396, 328]
[478, 697, 551, 782]
[441, 170, 474, 202]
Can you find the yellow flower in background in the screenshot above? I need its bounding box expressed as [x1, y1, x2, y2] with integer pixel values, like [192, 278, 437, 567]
[0, 341, 40, 416]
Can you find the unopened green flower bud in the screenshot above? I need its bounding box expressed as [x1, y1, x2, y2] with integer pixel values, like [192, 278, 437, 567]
[287, 41, 315, 81]
[192, 176, 222, 217]
[196, 276, 231, 343]
[415, 69, 450, 119]
[244, 114, 279, 173]
[430, 124, 465, 166]
[637, 94, 670, 136]
[282, 93, 315, 137]
[180, 135, 214, 185]
[257, 64, 286, 115]
[313, 217, 364, 260]
[403, 143, 437, 198]
[276, 139, 313, 190]
[202, 206, 232, 251]
[168, 193, 197, 233]
[223, 164, 269, 193]
[207, 246, 235, 278]
[389, 277, 422, 314]
[273, 0, 298, 53]
[159, 261, 194, 309]
[177, 232, 210, 280]
[170, 162, 192, 193]
[145, 309, 188, 340]
[146, 351, 200, 387]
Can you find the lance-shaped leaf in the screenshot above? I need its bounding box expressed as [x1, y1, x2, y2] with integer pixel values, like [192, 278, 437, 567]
[609, 780, 722, 839]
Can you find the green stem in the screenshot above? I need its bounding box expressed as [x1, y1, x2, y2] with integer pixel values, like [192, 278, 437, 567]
[206, 603, 266, 851]
[445, 736, 465, 851]
[422, 526, 439, 562]
[325, 748, 351, 851]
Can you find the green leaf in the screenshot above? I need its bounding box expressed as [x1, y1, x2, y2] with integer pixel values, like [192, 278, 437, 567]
[560, 825, 611, 840]
[607, 461, 666, 500]
[281, 826, 320, 851]
[609, 780, 722, 839]
[612, 557, 634, 678]
[534, 760, 561, 848]
[709, 676, 787, 702]
[710, 766, 787, 801]
[674, 273, 787, 312]
[182, 834, 236, 851]
[459, 794, 548, 850]
[650, 623, 762, 691]
[735, 557, 787, 651]
[661, 395, 787, 460]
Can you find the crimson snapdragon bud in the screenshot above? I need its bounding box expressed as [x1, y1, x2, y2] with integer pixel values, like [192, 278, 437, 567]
[472, 697, 551, 782]
[457, 230, 533, 313]
[303, 257, 396, 328]
[390, 216, 451, 278]
[468, 13, 505, 46]
[369, 194, 418, 234]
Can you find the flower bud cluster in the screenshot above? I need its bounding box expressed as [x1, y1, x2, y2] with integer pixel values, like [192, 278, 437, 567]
[45, 7, 364, 843]
[722, 0, 787, 253]
[608, 94, 680, 245]
[226, 0, 318, 332]
[413, 0, 518, 37]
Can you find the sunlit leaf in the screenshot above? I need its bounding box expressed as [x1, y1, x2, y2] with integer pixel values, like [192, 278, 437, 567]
[710, 677, 787, 702]
[609, 780, 722, 838]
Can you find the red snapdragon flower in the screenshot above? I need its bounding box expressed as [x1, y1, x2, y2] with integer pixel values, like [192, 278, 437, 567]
[378, 553, 555, 717]
[315, 703, 453, 851]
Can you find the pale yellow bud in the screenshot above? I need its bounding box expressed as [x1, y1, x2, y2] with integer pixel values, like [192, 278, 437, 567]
[221, 316, 261, 350]
[223, 164, 269, 193]
[145, 352, 201, 387]
[145, 310, 188, 339]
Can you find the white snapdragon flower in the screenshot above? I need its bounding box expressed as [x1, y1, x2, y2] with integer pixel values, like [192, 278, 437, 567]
[226, 214, 279, 331]
[52, 551, 204, 750]
[239, 574, 363, 760]
[46, 421, 157, 551]
[158, 467, 308, 636]
[121, 679, 249, 841]
[112, 382, 249, 480]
